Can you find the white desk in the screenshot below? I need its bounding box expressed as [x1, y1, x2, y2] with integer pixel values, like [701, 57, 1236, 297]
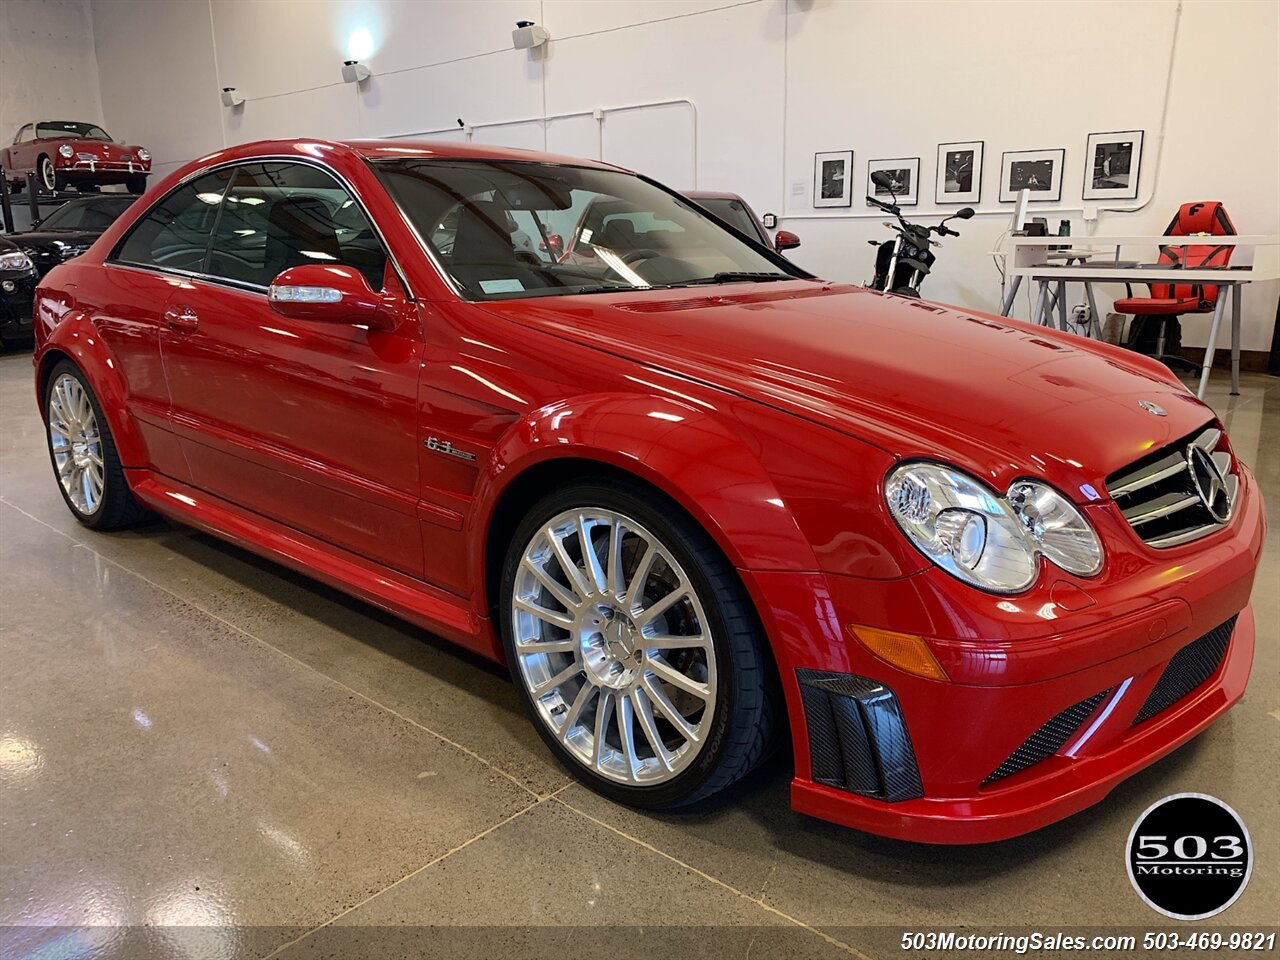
[1000, 235, 1280, 399]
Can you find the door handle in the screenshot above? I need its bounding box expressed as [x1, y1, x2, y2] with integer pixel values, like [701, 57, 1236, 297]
[163, 305, 199, 333]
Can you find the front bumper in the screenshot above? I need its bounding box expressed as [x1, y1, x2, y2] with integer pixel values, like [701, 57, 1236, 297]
[748, 466, 1264, 844]
[0, 271, 37, 339]
[57, 159, 149, 182]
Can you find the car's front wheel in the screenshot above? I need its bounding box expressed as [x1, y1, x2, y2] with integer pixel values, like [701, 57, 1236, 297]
[38, 156, 65, 192]
[500, 479, 777, 808]
[44, 361, 150, 530]
[126, 176, 147, 195]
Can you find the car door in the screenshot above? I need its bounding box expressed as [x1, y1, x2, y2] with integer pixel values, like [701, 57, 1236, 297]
[159, 160, 425, 577]
[97, 168, 235, 482]
[7, 124, 34, 173]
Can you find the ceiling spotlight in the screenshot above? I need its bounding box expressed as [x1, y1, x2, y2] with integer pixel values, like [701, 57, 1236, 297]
[220, 87, 244, 108]
[341, 60, 371, 84]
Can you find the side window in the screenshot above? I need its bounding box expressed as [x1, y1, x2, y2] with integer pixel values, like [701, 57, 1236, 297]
[112, 170, 233, 273]
[205, 162, 387, 290]
[16, 125, 33, 144]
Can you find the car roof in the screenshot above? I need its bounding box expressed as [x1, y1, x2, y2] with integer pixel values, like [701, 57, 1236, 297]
[195, 138, 628, 172]
[683, 191, 746, 203]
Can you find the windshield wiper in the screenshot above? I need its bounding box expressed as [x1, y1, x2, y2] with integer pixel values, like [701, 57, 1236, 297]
[684, 271, 795, 285]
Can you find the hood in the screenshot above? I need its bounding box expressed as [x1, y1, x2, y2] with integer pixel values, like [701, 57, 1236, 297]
[19, 230, 100, 278]
[60, 139, 141, 163]
[478, 282, 1213, 502]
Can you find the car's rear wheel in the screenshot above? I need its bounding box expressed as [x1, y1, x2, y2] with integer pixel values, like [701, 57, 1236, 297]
[500, 479, 777, 808]
[44, 361, 150, 530]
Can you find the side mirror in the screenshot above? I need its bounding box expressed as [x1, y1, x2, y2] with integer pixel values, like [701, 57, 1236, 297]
[870, 171, 894, 190]
[539, 233, 565, 258]
[267, 264, 394, 330]
[957, 207, 976, 220]
[774, 229, 801, 251]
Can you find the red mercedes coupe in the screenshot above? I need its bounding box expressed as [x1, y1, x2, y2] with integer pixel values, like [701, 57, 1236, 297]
[30, 140, 1263, 843]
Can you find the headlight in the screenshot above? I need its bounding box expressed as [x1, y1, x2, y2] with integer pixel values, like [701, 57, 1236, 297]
[58, 144, 74, 158]
[1007, 480, 1103, 576]
[0, 250, 33, 271]
[885, 463, 1103, 594]
[137, 148, 150, 162]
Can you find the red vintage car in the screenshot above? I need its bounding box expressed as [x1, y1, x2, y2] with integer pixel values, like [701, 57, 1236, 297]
[30, 139, 1263, 843]
[3, 120, 151, 194]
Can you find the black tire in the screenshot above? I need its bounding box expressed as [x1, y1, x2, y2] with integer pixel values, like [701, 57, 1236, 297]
[126, 176, 147, 195]
[43, 360, 151, 530]
[499, 477, 778, 809]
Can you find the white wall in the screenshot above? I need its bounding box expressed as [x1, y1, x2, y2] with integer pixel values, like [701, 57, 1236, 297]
[80, 0, 1280, 349]
[0, 0, 103, 145]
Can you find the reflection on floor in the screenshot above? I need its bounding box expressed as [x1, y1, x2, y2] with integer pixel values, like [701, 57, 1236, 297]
[1, 350, 1275, 958]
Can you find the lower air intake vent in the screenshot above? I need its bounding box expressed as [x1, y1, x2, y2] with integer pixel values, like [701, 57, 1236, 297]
[797, 669, 924, 802]
[1132, 616, 1237, 726]
[983, 689, 1112, 786]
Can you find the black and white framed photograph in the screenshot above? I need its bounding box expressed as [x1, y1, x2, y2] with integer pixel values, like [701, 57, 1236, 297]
[935, 140, 983, 204]
[813, 150, 853, 208]
[867, 156, 920, 206]
[999, 148, 1065, 202]
[1083, 130, 1144, 200]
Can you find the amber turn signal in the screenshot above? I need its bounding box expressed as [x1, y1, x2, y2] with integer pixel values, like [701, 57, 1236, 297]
[848, 624, 949, 681]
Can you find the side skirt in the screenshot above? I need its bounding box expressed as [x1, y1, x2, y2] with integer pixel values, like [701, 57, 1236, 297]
[128, 470, 501, 661]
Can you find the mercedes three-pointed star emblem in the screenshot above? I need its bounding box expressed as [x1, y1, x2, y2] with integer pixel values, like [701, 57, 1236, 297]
[1186, 444, 1232, 523]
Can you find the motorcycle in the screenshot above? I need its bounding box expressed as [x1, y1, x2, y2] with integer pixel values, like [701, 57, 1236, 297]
[865, 170, 973, 297]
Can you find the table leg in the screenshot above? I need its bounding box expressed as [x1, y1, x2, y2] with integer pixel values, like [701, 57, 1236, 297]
[1056, 281, 1068, 332]
[1000, 274, 1023, 318]
[1230, 283, 1241, 395]
[1083, 281, 1102, 339]
[1032, 281, 1049, 327]
[1197, 284, 1229, 400]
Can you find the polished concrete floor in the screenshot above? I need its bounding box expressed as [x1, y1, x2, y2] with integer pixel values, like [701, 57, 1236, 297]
[1, 349, 1276, 959]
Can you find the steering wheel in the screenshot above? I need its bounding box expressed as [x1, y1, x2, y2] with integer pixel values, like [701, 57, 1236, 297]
[621, 248, 661, 265]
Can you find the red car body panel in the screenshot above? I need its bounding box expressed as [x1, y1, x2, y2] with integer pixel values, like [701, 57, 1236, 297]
[30, 139, 1264, 842]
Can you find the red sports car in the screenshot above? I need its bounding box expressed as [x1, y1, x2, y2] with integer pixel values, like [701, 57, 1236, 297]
[3, 120, 151, 194]
[30, 140, 1263, 843]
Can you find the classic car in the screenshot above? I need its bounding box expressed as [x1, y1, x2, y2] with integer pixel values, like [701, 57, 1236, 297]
[29, 139, 1263, 843]
[18, 195, 138, 280]
[0, 236, 37, 346]
[3, 121, 151, 194]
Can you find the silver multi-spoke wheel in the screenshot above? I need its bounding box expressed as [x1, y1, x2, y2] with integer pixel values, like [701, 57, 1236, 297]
[512, 508, 717, 785]
[48, 373, 105, 516]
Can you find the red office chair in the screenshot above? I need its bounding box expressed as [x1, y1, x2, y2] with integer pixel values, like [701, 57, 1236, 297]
[1115, 201, 1236, 372]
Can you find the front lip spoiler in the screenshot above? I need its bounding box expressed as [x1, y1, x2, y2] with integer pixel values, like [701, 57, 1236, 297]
[788, 604, 1255, 844]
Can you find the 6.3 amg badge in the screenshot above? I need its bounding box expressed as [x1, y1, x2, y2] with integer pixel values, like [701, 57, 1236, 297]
[1127, 793, 1253, 920]
[424, 436, 476, 461]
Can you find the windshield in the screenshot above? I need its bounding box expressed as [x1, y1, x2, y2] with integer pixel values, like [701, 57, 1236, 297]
[694, 198, 762, 243]
[37, 196, 135, 231]
[373, 159, 803, 300]
[37, 121, 113, 141]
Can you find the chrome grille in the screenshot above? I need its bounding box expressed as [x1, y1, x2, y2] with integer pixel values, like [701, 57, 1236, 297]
[1107, 425, 1238, 548]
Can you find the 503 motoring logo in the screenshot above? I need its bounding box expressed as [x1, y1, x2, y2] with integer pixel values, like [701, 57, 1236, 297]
[1127, 793, 1254, 920]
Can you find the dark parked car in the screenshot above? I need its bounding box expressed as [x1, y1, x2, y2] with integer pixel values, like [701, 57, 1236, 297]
[18, 195, 138, 280]
[683, 191, 800, 253]
[0, 236, 37, 345]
